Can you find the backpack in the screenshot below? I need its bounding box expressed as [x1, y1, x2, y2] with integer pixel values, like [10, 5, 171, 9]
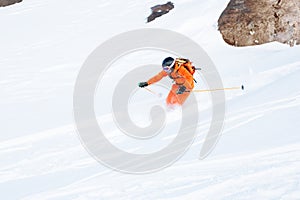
[173, 58, 199, 83]
[174, 58, 196, 75]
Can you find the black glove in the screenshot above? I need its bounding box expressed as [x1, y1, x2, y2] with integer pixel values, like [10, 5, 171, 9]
[138, 82, 148, 88]
[177, 85, 186, 94]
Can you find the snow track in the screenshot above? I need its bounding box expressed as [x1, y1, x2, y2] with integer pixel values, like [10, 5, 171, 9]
[1, 0, 300, 199]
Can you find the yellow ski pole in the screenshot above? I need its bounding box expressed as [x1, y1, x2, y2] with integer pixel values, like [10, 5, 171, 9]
[193, 85, 244, 93]
[144, 87, 163, 97]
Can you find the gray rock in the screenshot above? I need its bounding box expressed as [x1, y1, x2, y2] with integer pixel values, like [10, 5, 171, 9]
[0, 0, 22, 7]
[218, 0, 300, 47]
[147, 2, 174, 23]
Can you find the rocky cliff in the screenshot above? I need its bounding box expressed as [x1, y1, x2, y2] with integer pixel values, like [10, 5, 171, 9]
[218, 0, 300, 47]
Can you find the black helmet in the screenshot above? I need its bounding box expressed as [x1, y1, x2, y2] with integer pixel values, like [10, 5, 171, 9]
[162, 57, 175, 72]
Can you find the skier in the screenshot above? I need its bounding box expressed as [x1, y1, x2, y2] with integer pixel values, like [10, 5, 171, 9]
[138, 57, 196, 106]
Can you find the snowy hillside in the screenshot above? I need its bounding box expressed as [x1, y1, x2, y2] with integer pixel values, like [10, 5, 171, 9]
[1, 0, 300, 199]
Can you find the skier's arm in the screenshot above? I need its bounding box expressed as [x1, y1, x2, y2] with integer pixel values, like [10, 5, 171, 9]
[147, 70, 168, 85]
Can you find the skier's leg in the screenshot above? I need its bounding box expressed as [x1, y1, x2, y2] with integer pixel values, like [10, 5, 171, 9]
[166, 84, 192, 106]
[176, 91, 191, 105]
[166, 84, 180, 105]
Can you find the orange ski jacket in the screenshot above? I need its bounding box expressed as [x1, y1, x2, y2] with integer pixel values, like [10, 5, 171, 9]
[147, 60, 195, 90]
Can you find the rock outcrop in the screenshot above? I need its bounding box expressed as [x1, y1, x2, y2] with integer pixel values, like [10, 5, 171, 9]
[147, 2, 174, 23]
[0, 0, 22, 7]
[218, 0, 300, 47]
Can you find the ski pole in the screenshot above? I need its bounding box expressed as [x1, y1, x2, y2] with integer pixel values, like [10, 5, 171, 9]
[192, 85, 244, 93]
[144, 87, 162, 97]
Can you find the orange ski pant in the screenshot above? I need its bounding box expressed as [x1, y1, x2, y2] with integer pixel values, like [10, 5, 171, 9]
[166, 84, 191, 105]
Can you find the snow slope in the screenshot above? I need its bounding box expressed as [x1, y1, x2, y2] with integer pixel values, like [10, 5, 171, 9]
[1, 0, 300, 199]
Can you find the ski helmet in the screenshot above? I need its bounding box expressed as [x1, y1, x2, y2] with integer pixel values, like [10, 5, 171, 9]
[162, 57, 175, 72]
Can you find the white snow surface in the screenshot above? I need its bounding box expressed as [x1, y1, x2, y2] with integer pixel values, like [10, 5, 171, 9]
[1, 0, 300, 199]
